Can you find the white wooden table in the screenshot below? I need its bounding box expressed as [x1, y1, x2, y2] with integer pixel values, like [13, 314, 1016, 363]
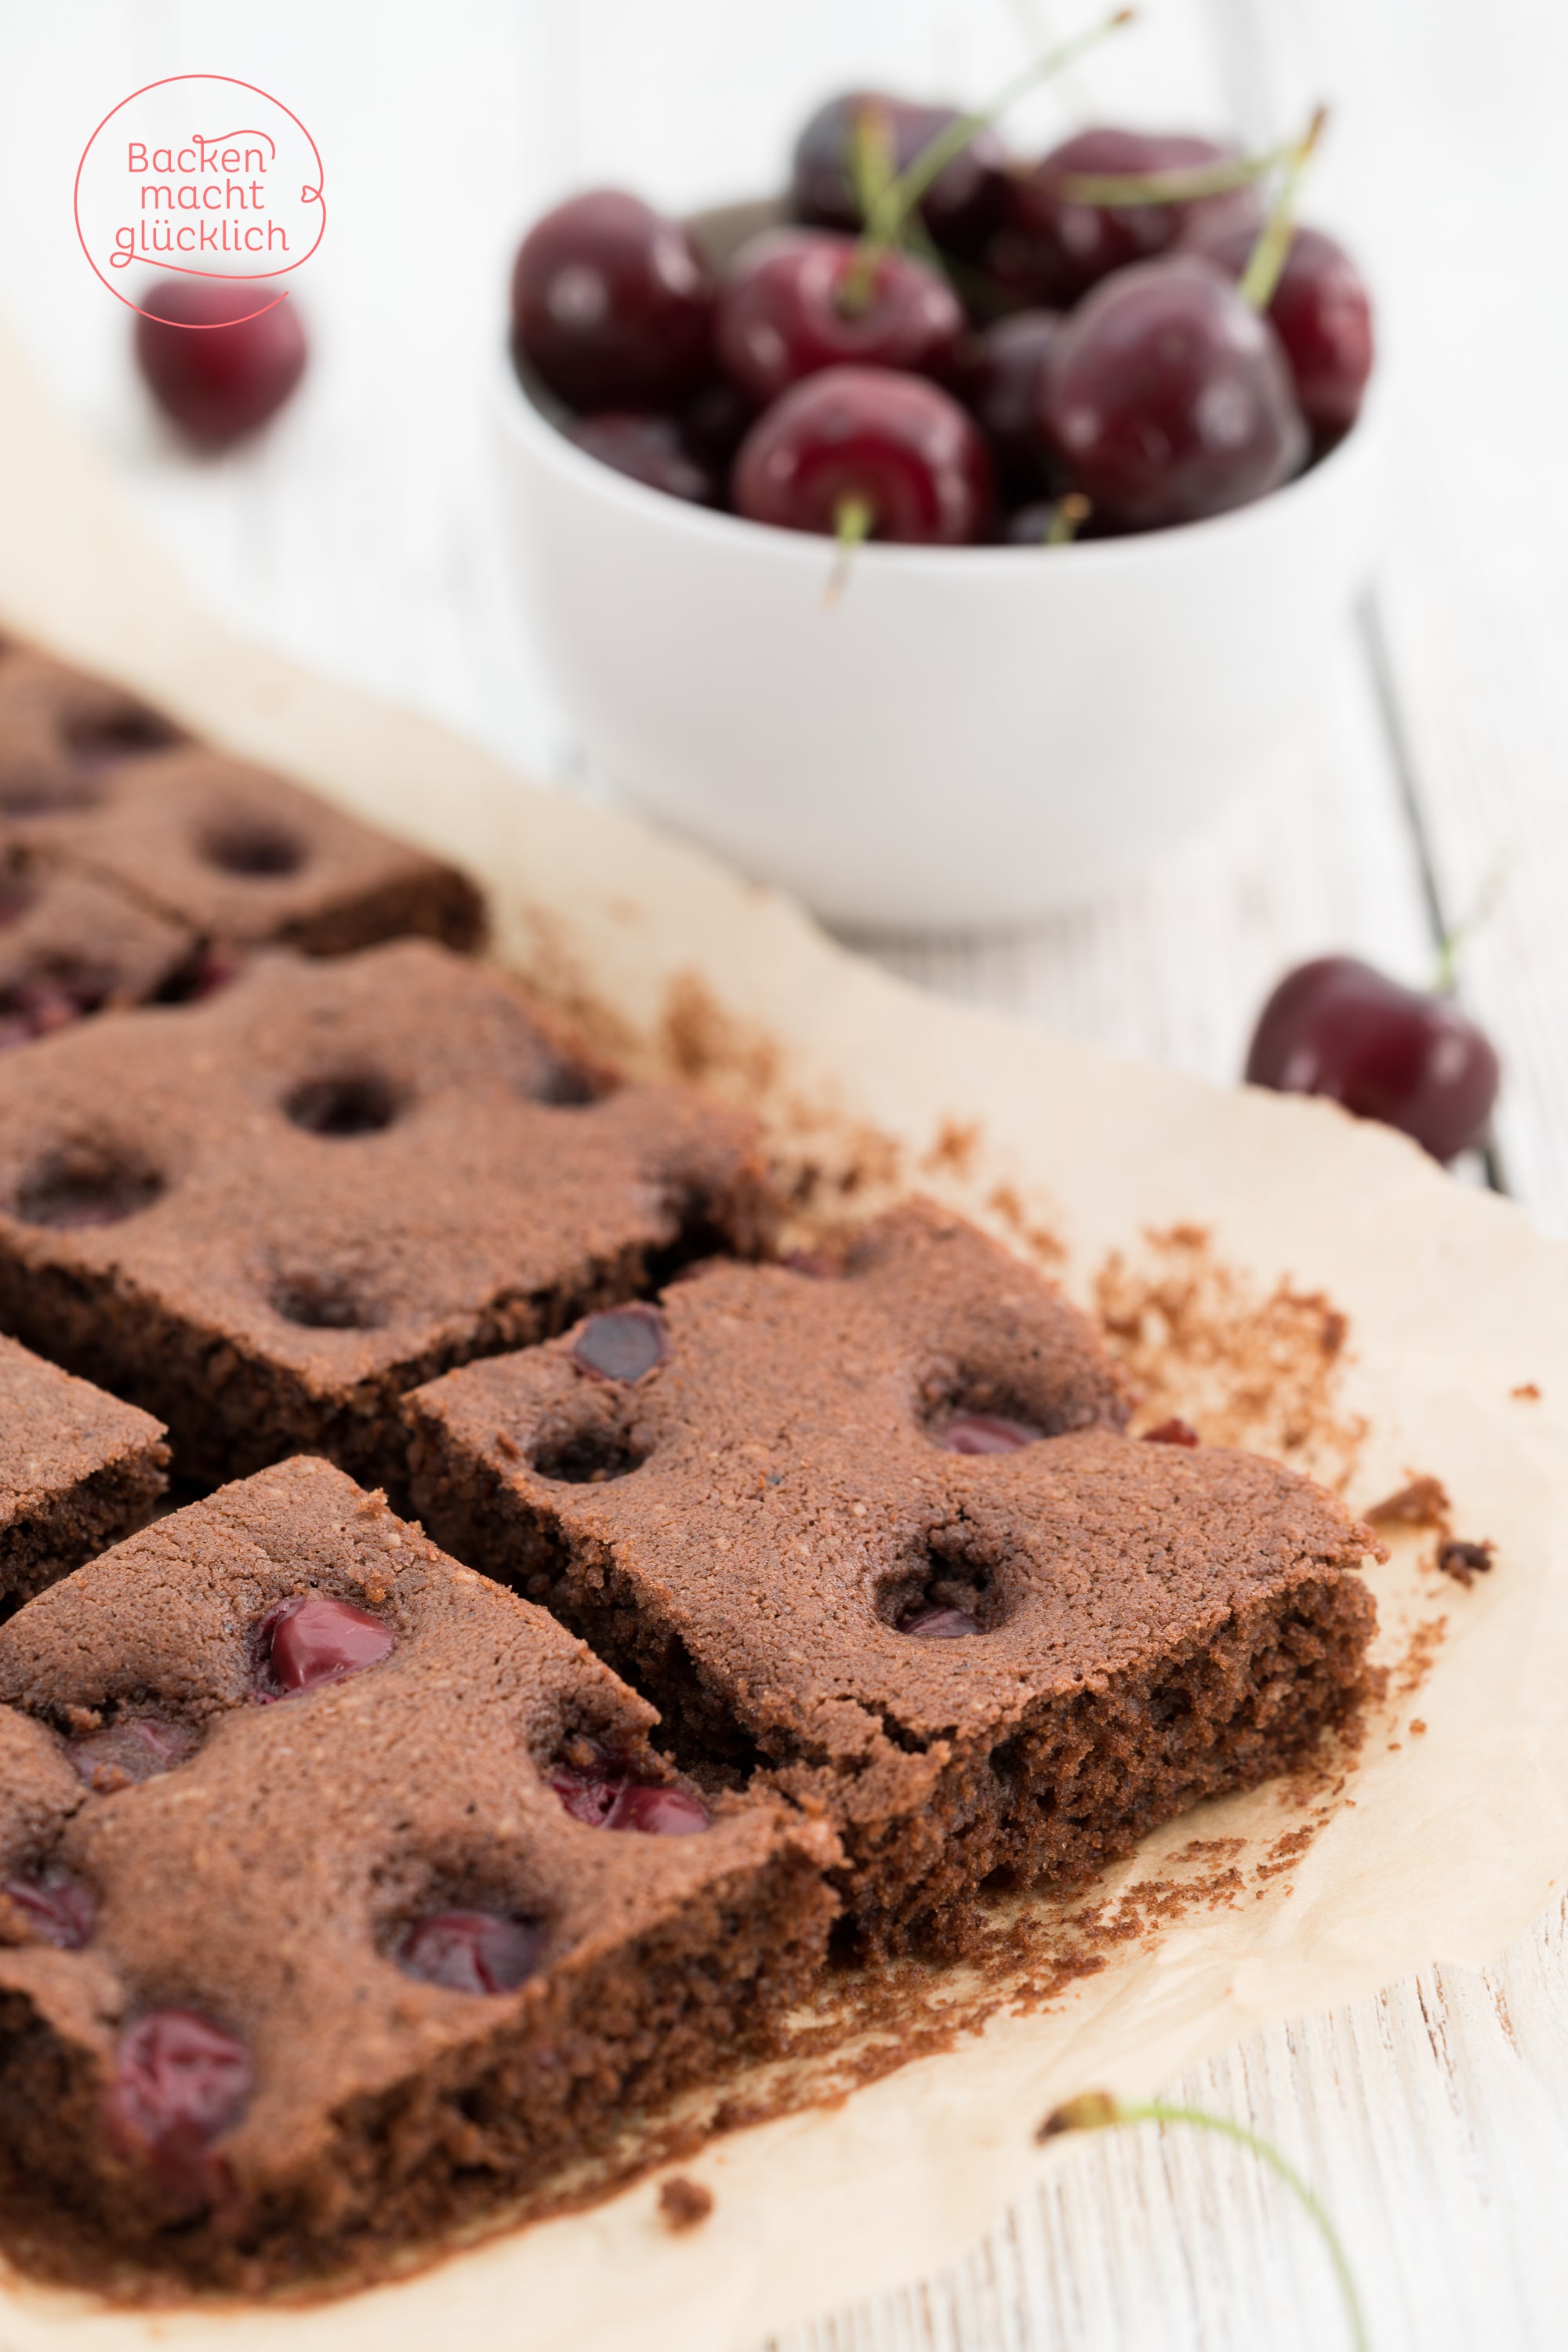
[5, 3, 1568, 2343]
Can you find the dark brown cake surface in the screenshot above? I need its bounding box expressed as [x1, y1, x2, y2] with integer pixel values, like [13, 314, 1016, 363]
[0, 1334, 167, 1617]
[0, 1456, 837, 2292]
[406, 1201, 1377, 1951]
[0, 939, 775, 1484]
[0, 642, 483, 958]
[1, 848, 194, 1050]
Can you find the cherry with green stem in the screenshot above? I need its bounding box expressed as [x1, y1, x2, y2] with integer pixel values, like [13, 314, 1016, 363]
[1038, 105, 1325, 529]
[731, 365, 993, 589]
[841, 6, 1137, 312]
[792, 92, 1004, 256]
[1246, 860, 1510, 1164]
[720, 13, 1135, 409]
[994, 126, 1263, 310]
[716, 230, 966, 405]
[1040, 2092, 1370, 2352]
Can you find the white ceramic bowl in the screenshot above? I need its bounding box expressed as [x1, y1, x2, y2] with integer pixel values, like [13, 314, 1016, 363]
[495, 202, 1381, 934]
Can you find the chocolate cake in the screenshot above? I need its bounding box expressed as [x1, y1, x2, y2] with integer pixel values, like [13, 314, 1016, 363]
[1, 846, 194, 1049]
[0, 641, 483, 963]
[0, 940, 775, 1485]
[405, 1201, 1378, 1953]
[0, 1334, 167, 1619]
[0, 1456, 837, 2292]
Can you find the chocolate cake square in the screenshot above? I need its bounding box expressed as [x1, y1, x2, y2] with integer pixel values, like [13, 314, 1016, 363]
[405, 1202, 1378, 1954]
[1, 846, 194, 1050]
[0, 643, 484, 957]
[0, 1334, 167, 1619]
[0, 940, 775, 1485]
[0, 1456, 835, 2292]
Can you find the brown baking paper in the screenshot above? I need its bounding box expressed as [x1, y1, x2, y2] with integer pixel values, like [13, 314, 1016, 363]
[2, 319, 1566, 2352]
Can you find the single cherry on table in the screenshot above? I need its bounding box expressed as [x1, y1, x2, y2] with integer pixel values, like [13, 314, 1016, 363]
[134, 278, 307, 449]
[732, 365, 993, 546]
[1244, 955, 1501, 1164]
[511, 190, 716, 411]
[716, 229, 965, 406]
[1042, 253, 1308, 529]
[790, 90, 1007, 255]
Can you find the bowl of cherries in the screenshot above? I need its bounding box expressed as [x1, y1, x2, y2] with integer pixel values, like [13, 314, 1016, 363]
[497, 75, 1377, 932]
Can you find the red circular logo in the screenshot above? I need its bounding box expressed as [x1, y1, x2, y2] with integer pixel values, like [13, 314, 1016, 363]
[75, 74, 325, 323]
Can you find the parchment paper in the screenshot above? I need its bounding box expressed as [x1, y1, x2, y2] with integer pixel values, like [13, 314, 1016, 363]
[2, 321, 1566, 2352]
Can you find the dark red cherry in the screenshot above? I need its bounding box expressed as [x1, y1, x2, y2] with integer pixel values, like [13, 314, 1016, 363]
[3, 1868, 95, 1950]
[565, 412, 717, 504]
[71, 1717, 198, 1791]
[1003, 129, 1263, 307]
[178, 949, 245, 1003]
[953, 310, 1066, 495]
[678, 378, 758, 470]
[106, 2011, 251, 2204]
[1178, 222, 1374, 442]
[0, 977, 102, 1052]
[1245, 956, 1500, 1164]
[733, 366, 993, 545]
[1044, 255, 1308, 528]
[898, 1602, 981, 1637]
[1142, 1417, 1200, 1446]
[260, 1593, 394, 1694]
[781, 1247, 843, 1279]
[940, 1412, 1043, 1454]
[717, 230, 964, 406]
[396, 1909, 546, 1995]
[613, 1782, 710, 1835]
[572, 1304, 669, 1384]
[549, 1764, 710, 1835]
[134, 279, 307, 450]
[790, 92, 1007, 255]
[511, 191, 715, 412]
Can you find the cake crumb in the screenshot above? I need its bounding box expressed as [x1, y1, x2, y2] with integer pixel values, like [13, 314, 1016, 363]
[1410, 1719, 1428, 1736]
[1365, 1475, 1451, 1531]
[1436, 1537, 1495, 1588]
[1512, 1382, 1541, 1400]
[658, 2176, 714, 2232]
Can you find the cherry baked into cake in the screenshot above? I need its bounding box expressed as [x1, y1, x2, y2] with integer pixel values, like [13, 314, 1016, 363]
[0, 1457, 837, 2292]
[405, 1202, 1378, 1954]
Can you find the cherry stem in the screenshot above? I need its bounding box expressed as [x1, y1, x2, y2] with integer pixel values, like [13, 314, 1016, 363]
[1060, 146, 1291, 207]
[1043, 492, 1092, 546]
[849, 101, 899, 236]
[1040, 2093, 1369, 2352]
[839, 6, 1136, 314]
[1432, 853, 1512, 993]
[1239, 103, 1329, 310]
[823, 494, 874, 608]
